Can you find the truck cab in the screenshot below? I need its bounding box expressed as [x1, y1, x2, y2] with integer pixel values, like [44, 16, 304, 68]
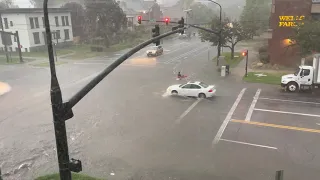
[281, 54, 320, 92]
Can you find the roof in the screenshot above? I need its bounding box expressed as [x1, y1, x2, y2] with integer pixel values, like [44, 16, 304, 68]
[0, 8, 71, 14]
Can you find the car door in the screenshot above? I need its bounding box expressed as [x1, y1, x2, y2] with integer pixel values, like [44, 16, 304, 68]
[180, 84, 192, 96]
[299, 69, 312, 85]
[190, 84, 202, 97]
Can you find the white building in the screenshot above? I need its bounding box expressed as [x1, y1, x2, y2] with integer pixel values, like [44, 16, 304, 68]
[0, 8, 73, 52]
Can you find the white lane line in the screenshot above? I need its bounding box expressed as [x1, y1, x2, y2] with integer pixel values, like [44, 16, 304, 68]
[220, 139, 278, 150]
[164, 46, 207, 64]
[245, 89, 261, 122]
[212, 88, 246, 146]
[175, 98, 202, 124]
[254, 108, 320, 118]
[259, 97, 320, 105]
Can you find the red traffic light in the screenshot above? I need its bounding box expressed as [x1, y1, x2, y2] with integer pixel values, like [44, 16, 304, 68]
[138, 16, 142, 24]
[164, 17, 170, 25]
[242, 50, 248, 56]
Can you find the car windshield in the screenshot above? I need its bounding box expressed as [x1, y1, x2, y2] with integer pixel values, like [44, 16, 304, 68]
[199, 82, 209, 88]
[151, 46, 158, 50]
[293, 68, 301, 76]
[179, 84, 186, 87]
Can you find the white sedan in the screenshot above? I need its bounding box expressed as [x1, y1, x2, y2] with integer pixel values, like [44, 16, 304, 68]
[167, 81, 216, 98]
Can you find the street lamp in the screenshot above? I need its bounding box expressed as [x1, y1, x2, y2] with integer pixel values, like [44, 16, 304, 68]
[198, 0, 222, 66]
[207, 0, 222, 66]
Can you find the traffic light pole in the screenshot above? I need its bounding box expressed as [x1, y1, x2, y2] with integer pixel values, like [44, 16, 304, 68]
[245, 50, 249, 77]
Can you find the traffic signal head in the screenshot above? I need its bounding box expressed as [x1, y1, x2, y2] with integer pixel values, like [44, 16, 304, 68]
[138, 16, 142, 24]
[178, 17, 184, 34]
[242, 50, 248, 56]
[152, 25, 160, 45]
[165, 17, 169, 25]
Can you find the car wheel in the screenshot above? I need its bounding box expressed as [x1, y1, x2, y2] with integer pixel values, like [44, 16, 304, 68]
[287, 82, 298, 92]
[171, 90, 178, 95]
[198, 93, 206, 98]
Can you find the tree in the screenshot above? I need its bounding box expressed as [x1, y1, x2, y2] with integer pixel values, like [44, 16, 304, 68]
[0, 0, 16, 8]
[190, 2, 215, 24]
[240, 0, 271, 38]
[200, 17, 250, 59]
[61, 2, 85, 38]
[85, 0, 127, 47]
[30, 0, 85, 8]
[290, 19, 320, 57]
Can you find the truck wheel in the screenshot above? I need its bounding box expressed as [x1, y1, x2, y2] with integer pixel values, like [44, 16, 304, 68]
[287, 82, 298, 92]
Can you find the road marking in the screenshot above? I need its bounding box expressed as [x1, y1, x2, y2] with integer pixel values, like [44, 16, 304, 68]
[175, 98, 202, 124]
[212, 88, 246, 146]
[231, 119, 320, 134]
[245, 89, 261, 122]
[259, 97, 320, 105]
[220, 139, 278, 150]
[254, 108, 320, 118]
[164, 46, 207, 64]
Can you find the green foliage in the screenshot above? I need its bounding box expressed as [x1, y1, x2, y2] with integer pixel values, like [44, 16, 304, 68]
[240, 0, 271, 38]
[259, 52, 270, 64]
[199, 17, 250, 59]
[190, 3, 215, 24]
[291, 19, 320, 56]
[85, 0, 127, 47]
[61, 2, 86, 38]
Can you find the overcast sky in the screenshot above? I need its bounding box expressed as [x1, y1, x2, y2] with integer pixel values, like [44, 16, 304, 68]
[15, 0, 32, 8]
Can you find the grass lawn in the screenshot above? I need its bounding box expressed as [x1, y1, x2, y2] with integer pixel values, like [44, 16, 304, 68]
[215, 52, 243, 67]
[32, 61, 67, 67]
[67, 39, 146, 60]
[35, 173, 102, 180]
[243, 72, 286, 85]
[0, 57, 35, 64]
[3, 49, 74, 58]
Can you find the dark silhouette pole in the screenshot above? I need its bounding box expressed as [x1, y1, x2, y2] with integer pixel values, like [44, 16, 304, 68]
[207, 0, 222, 66]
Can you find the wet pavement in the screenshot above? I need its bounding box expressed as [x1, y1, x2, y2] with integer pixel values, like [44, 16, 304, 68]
[1, 38, 320, 180]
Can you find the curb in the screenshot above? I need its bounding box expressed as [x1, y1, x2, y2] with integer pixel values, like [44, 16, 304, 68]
[0, 82, 11, 96]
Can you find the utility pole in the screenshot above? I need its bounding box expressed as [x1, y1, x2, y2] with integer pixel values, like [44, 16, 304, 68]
[15, 31, 23, 63]
[0, 13, 9, 63]
[244, 49, 249, 77]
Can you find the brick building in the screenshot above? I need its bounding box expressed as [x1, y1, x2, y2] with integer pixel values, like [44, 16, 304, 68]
[268, 0, 320, 65]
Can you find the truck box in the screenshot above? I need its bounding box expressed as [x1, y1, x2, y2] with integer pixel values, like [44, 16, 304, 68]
[313, 54, 320, 84]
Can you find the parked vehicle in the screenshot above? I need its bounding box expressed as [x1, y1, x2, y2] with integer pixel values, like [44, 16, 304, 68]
[281, 54, 320, 92]
[146, 45, 163, 57]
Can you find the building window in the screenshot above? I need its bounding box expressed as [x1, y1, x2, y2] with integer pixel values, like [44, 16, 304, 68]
[25, 48, 28, 52]
[9, 47, 12, 52]
[14, 36, 17, 42]
[35, 17, 39, 28]
[33, 32, 40, 44]
[65, 16, 69, 26]
[55, 16, 59, 27]
[10, 21, 13, 27]
[30, 17, 35, 29]
[4, 18, 8, 29]
[56, 30, 61, 39]
[61, 16, 65, 26]
[64, 29, 70, 40]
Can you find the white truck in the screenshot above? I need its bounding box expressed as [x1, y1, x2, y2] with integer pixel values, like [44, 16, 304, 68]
[281, 54, 320, 92]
